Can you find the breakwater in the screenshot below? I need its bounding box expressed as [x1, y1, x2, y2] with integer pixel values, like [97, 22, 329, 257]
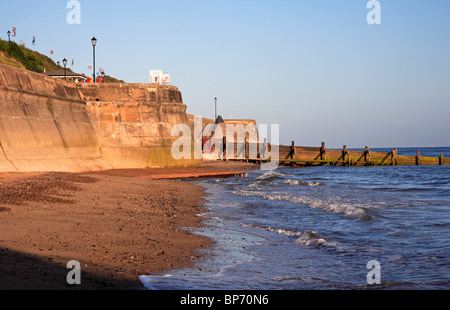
[207, 139, 449, 166]
[276, 142, 450, 166]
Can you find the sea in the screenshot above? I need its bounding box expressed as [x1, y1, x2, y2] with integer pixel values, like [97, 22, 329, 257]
[139, 147, 450, 290]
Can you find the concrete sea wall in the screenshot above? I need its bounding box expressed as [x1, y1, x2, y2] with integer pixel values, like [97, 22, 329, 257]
[0, 64, 194, 172]
[79, 83, 190, 168]
[0, 64, 110, 172]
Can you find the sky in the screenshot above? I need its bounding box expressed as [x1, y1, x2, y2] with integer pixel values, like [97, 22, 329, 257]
[1, 0, 449, 148]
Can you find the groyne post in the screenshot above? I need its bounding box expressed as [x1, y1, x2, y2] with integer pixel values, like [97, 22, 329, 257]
[439, 153, 444, 165]
[364, 146, 371, 165]
[342, 145, 349, 165]
[320, 142, 327, 161]
[391, 149, 398, 166]
[244, 136, 249, 161]
[291, 141, 295, 160]
[223, 136, 228, 161]
[416, 151, 421, 166]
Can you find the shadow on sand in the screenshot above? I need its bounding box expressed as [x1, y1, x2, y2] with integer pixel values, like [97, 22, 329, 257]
[0, 247, 143, 290]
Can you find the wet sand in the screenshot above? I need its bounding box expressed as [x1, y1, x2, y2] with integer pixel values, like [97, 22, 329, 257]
[0, 161, 258, 290]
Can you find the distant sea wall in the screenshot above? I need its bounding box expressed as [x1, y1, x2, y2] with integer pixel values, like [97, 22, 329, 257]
[0, 64, 195, 172]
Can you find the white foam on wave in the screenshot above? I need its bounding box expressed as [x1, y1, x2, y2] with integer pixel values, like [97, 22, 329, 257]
[138, 253, 255, 290]
[256, 170, 286, 180]
[241, 223, 338, 248]
[283, 179, 306, 186]
[283, 179, 322, 187]
[241, 223, 303, 237]
[308, 198, 369, 220]
[236, 189, 371, 220]
[247, 181, 265, 188]
[294, 230, 333, 247]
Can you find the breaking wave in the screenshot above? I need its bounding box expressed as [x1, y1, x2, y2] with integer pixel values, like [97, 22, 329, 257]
[235, 189, 373, 221]
[256, 170, 289, 181]
[283, 179, 323, 187]
[241, 223, 339, 248]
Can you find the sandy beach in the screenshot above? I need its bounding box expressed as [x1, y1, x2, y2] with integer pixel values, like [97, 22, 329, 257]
[0, 161, 258, 290]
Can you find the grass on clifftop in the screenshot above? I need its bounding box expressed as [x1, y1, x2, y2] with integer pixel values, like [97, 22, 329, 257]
[0, 38, 58, 73]
[0, 38, 125, 83]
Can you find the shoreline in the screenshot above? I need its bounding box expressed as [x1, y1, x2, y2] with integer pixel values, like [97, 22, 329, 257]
[0, 161, 259, 290]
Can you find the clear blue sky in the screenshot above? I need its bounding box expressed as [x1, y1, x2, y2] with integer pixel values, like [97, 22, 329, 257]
[1, 0, 449, 147]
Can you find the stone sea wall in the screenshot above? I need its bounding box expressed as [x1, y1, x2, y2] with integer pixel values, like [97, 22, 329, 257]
[0, 64, 110, 172]
[79, 83, 190, 168]
[0, 64, 195, 172]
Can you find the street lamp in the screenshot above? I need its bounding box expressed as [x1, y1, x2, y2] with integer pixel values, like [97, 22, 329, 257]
[214, 97, 218, 120]
[62, 58, 67, 80]
[7, 31, 11, 58]
[91, 37, 97, 83]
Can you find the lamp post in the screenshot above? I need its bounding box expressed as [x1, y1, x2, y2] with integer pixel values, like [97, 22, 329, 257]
[62, 58, 67, 80]
[91, 37, 97, 83]
[214, 97, 218, 120]
[7, 31, 11, 58]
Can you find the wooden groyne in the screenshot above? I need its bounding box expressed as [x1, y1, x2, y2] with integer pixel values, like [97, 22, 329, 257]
[276, 142, 449, 167]
[214, 140, 450, 167]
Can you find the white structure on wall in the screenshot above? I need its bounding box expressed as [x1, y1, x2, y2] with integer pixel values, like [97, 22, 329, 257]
[150, 70, 171, 85]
